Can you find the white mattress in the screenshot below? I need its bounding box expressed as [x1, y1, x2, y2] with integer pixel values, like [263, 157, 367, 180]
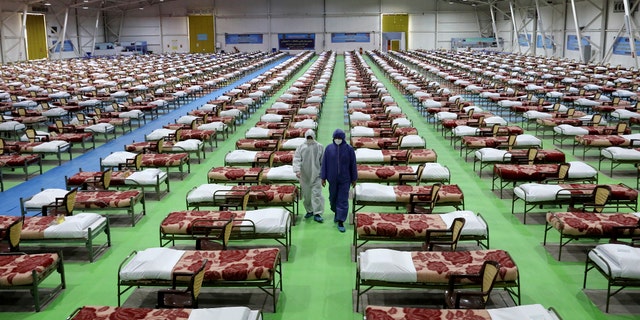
[186, 184, 234, 204]
[513, 183, 571, 202]
[43, 213, 105, 239]
[553, 124, 589, 136]
[475, 148, 510, 162]
[514, 134, 542, 147]
[23, 188, 69, 209]
[177, 115, 200, 124]
[146, 129, 175, 141]
[400, 135, 425, 148]
[359, 249, 417, 282]
[85, 123, 114, 133]
[119, 247, 185, 281]
[102, 151, 137, 167]
[125, 169, 168, 185]
[242, 208, 289, 233]
[293, 119, 317, 129]
[416, 163, 449, 180]
[260, 114, 283, 122]
[567, 161, 598, 179]
[173, 139, 203, 151]
[453, 125, 480, 137]
[441, 210, 487, 236]
[350, 112, 371, 121]
[355, 183, 396, 202]
[32, 141, 70, 152]
[0, 121, 25, 132]
[612, 109, 640, 119]
[601, 146, 640, 160]
[198, 122, 227, 131]
[245, 127, 271, 138]
[351, 126, 375, 137]
[188, 307, 261, 320]
[264, 165, 296, 181]
[225, 150, 258, 163]
[484, 116, 508, 126]
[281, 138, 305, 150]
[392, 118, 411, 127]
[487, 304, 560, 320]
[355, 148, 383, 162]
[589, 244, 640, 279]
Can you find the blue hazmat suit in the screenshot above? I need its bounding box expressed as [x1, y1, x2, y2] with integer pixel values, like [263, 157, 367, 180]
[320, 129, 358, 223]
[292, 129, 324, 215]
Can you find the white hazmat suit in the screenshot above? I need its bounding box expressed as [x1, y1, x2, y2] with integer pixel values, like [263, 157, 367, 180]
[292, 129, 325, 217]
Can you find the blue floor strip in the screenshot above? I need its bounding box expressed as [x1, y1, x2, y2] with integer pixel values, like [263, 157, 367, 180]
[0, 57, 288, 216]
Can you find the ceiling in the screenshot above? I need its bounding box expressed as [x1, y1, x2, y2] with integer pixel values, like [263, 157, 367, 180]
[22, 0, 175, 12]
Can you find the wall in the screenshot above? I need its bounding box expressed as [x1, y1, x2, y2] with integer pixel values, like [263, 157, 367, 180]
[495, 0, 640, 67]
[5, 0, 640, 67]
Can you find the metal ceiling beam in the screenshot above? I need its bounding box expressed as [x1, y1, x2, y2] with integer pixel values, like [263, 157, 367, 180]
[623, 0, 638, 67]
[569, 0, 585, 62]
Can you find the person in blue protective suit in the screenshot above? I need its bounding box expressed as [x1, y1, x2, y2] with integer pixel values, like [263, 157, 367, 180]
[320, 128, 358, 233]
[292, 129, 325, 223]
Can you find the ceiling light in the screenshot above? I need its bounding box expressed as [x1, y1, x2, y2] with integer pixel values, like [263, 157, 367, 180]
[82, 6, 88, 9]
[43, 1, 52, 5]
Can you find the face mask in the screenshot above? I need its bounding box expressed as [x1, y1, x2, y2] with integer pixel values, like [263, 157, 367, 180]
[334, 139, 343, 145]
[305, 137, 314, 144]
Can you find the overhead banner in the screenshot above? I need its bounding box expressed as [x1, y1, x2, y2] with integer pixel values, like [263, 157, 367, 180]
[225, 34, 263, 44]
[278, 33, 315, 50]
[331, 33, 370, 43]
[566, 35, 590, 51]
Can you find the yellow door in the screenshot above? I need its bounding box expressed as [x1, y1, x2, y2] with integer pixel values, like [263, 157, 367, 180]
[390, 39, 401, 51]
[382, 13, 408, 50]
[188, 15, 215, 53]
[25, 14, 47, 60]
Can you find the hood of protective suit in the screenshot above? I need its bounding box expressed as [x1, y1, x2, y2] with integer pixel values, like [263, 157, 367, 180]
[332, 129, 346, 141]
[304, 129, 316, 140]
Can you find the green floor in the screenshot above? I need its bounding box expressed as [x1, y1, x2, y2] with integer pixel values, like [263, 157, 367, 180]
[3, 53, 639, 320]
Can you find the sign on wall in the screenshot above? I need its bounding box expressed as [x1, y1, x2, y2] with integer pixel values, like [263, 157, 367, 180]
[52, 40, 74, 52]
[225, 34, 263, 44]
[566, 35, 590, 51]
[536, 34, 554, 49]
[278, 33, 315, 50]
[517, 34, 530, 47]
[612, 36, 640, 56]
[331, 33, 370, 43]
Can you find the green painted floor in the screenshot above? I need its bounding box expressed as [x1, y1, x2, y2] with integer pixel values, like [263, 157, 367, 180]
[3, 53, 639, 320]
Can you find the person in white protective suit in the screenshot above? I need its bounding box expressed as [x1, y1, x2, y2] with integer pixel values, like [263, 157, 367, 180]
[292, 129, 325, 223]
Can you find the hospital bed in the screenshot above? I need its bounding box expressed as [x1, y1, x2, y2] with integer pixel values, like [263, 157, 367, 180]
[583, 243, 640, 312]
[355, 248, 520, 312]
[544, 211, 640, 261]
[117, 247, 282, 311]
[67, 306, 262, 320]
[159, 208, 292, 259]
[363, 304, 562, 320]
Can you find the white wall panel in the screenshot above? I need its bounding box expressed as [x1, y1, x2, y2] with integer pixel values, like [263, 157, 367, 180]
[216, 0, 268, 15]
[270, 17, 323, 32]
[216, 17, 269, 33]
[326, 0, 379, 14]
[161, 17, 188, 54]
[0, 12, 24, 62]
[271, 0, 323, 15]
[382, 0, 435, 13]
[325, 16, 378, 32]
